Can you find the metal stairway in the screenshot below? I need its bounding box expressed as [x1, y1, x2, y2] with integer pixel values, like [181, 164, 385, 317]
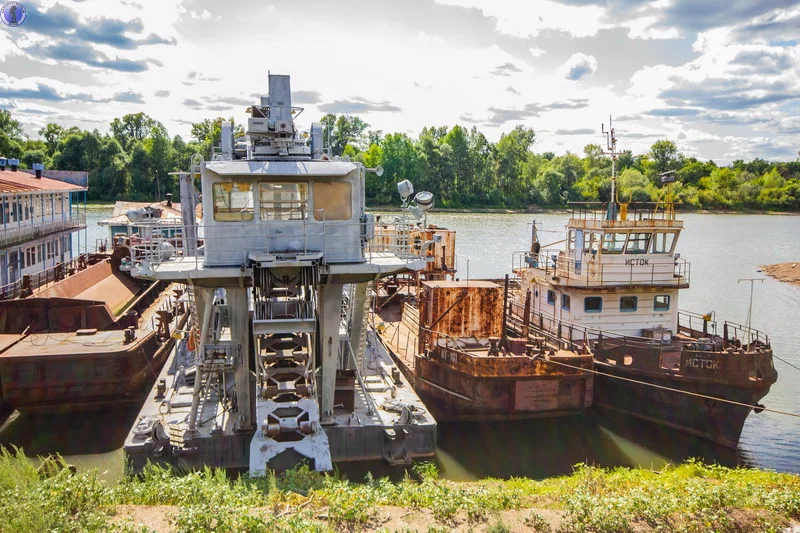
[249, 264, 332, 475]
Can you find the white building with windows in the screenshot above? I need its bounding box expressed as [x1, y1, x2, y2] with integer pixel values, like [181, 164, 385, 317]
[0, 159, 87, 295]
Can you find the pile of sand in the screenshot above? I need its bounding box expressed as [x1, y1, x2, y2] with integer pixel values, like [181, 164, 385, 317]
[760, 262, 800, 287]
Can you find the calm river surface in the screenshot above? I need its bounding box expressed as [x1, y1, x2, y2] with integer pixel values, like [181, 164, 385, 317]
[1, 209, 798, 482]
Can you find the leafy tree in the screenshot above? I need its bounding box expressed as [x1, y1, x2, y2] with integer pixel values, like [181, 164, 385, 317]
[110, 113, 164, 150]
[39, 123, 64, 156]
[320, 114, 370, 156]
[649, 140, 682, 177]
[21, 149, 48, 169]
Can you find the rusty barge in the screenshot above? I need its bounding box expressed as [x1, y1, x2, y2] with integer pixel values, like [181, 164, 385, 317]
[0, 247, 188, 413]
[510, 119, 777, 448]
[375, 218, 593, 422]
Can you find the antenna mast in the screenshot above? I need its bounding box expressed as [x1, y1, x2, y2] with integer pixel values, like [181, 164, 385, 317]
[737, 278, 764, 347]
[601, 116, 619, 221]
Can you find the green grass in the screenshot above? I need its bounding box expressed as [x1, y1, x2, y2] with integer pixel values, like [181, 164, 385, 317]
[1, 448, 799, 532]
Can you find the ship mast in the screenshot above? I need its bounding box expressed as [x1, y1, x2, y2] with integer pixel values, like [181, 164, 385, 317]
[602, 116, 619, 221]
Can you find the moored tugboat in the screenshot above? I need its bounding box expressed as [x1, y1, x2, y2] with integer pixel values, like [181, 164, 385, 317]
[511, 120, 777, 448]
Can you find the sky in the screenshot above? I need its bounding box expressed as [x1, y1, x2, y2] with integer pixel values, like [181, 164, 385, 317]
[1, 0, 799, 163]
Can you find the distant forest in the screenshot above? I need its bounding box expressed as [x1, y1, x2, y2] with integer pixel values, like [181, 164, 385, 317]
[1, 109, 799, 211]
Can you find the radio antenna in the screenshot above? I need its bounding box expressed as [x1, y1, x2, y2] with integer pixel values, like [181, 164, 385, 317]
[601, 116, 619, 220]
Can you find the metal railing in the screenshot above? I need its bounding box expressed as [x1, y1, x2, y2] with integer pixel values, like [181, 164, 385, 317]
[508, 295, 770, 355]
[513, 249, 690, 288]
[0, 252, 100, 300]
[130, 219, 430, 270]
[568, 202, 680, 222]
[0, 214, 87, 249]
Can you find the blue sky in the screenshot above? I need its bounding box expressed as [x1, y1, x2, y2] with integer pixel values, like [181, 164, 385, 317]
[1, 0, 799, 163]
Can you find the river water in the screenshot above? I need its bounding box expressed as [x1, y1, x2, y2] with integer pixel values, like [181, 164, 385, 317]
[1, 209, 798, 482]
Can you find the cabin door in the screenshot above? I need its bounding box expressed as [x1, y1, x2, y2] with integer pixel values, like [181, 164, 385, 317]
[574, 230, 584, 274]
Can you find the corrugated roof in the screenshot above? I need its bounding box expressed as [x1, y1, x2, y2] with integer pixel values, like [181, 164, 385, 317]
[0, 169, 86, 193]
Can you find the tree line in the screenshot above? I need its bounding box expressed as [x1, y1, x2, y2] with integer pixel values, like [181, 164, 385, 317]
[1, 109, 799, 210]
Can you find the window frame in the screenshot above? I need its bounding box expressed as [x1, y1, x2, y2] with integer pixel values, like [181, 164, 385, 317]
[601, 232, 627, 254]
[625, 232, 651, 254]
[546, 289, 556, 306]
[584, 296, 603, 313]
[561, 294, 571, 311]
[258, 182, 309, 221]
[620, 296, 638, 312]
[650, 231, 677, 254]
[312, 180, 353, 221]
[654, 295, 671, 311]
[212, 182, 254, 222]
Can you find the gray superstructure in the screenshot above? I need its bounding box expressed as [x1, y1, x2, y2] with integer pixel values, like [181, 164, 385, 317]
[124, 73, 436, 474]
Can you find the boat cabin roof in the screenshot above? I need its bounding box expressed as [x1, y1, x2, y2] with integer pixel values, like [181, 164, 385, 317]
[205, 160, 357, 178]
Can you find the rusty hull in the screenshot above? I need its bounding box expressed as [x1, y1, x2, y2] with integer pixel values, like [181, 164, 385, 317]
[379, 280, 594, 422]
[0, 259, 186, 413]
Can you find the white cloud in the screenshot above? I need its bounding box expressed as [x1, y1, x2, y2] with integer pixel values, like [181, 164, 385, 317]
[529, 47, 545, 57]
[434, 0, 610, 38]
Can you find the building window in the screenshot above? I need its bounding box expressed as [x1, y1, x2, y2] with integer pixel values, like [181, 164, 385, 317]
[212, 182, 254, 222]
[259, 182, 308, 220]
[651, 232, 676, 254]
[584, 296, 602, 313]
[562, 294, 571, 311]
[620, 296, 638, 312]
[625, 233, 651, 254]
[547, 290, 556, 305]
[601, 232, 627, 254]
[654, 295, 670, 311]
[312, 181, 352, 221]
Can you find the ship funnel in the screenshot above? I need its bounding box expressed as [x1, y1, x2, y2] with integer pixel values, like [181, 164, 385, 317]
[32, 163, 44, 178]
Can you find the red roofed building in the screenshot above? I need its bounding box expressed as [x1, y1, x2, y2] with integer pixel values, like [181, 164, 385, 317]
[0, 158, 88, 296]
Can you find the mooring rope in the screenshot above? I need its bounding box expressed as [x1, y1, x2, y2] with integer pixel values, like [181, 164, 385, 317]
[543, 357, 800, 419]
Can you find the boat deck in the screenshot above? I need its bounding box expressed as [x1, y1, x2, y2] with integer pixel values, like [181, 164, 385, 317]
[125, 324, 436, 473]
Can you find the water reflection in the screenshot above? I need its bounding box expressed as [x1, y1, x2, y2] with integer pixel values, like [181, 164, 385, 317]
[436, 412, 746, 481]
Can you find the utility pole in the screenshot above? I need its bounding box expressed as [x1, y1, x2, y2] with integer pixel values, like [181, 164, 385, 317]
[738, 278, 764, 347]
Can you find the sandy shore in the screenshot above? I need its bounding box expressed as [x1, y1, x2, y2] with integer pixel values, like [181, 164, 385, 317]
[761, 262, 800, 286]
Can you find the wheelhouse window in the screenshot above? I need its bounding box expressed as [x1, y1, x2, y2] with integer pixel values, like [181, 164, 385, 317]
[626, 233, 651, 254]
[620, 296, 638, 312]
[651, 232, 676, 254]
[601, 232, 627, 254]
[584, 296, 602, 313]
[584, 232, 602, 254]
[547, 290, 556, 305]
[259, 182, 308, 220]
[561, 294, 571, 311]
[654, 295, 670, 311]
[312, 181, 352, 221]
[212, 182, 254, 222]
[568, 230, 576, 251]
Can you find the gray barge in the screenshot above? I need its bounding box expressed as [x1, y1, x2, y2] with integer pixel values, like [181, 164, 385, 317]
[124, 74, 436, 474]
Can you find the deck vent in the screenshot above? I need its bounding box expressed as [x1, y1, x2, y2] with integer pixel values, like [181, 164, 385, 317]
[32, 163, 44, 178]
[8, 158, 19, 171]
[0, 158, 6, 170]
[165, 192, 172, 208]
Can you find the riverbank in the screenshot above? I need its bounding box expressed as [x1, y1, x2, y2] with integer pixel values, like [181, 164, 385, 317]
[2, 450, 799, 533]
[761, 263, 800, 287]
[368, 206, 800, 215]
